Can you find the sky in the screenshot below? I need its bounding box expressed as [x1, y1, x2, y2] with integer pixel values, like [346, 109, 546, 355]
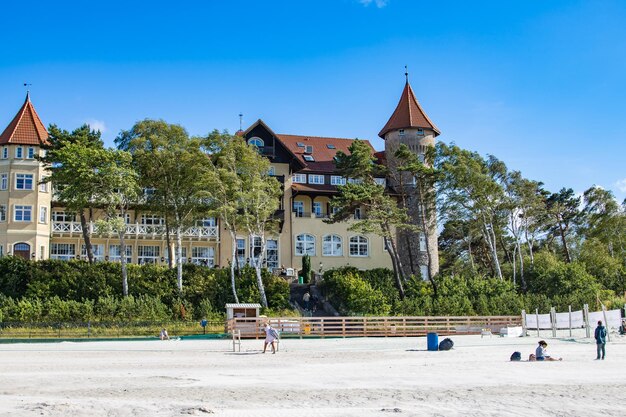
[1, 0, 625, 201]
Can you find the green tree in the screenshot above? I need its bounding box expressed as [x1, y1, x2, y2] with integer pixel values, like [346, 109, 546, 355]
[545, 188, 580, 263]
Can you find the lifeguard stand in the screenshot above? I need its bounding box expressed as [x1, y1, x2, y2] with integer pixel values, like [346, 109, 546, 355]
[225, 303, 261, 320]
[225, 303, 262, 339]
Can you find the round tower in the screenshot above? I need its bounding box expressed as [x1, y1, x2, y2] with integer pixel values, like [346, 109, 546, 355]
[379, 78, 440, 280]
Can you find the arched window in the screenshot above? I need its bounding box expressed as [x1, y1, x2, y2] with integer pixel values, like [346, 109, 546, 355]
[248, 137, 264, 148]
[295, 234, 315, 256]
[322, 234, 342, 257]
[349, 236, 369, 257]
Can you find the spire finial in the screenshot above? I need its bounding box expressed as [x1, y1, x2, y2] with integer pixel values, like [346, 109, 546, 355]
[404, 65, 408, 83]
[24, 83, 32, 100]
[238, 113, 243, 131]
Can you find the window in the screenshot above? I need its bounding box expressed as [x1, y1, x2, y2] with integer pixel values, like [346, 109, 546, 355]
[305, 145, 313, 154]
[292, 201, 304, 217]
[81, 244, 105, 261]
[292, 174, 306, 184]
[347, 178, 362, 184]
[51, 243, 75, 261]
[192, 246, 215, 266]
[326, 144, 336, 149]
[268, 166, 275, 176]
[419, 233, 427, 252]
[374, 178, 386, 186]
[52, 211, 75, 222]
[249, 236, 262, 264]
[295, 234, 315, 256]
[39, 179, 48, 192]
[0, 245, 4, 257]
[322, 235, 342, 256]
[0, 173, 7, 190]
[296, 142, 305, 148]
[312, 201, 323, 218]
[248, 137, 264, 148]
[140, 214, 164, 225]
[420, 265, 429, 280]
[398, 129, 405, 136]
[308, 174, 324, 184]
[109, 245, 133, 264]
[15, 147, 23, 158]
[39, 206, 47, 223]
[303, 155, 315, 162]
[143, 188, 156, 197]
[349, 236, 369, 257]
[354, 207, 362, 220]
[0, 205, 6, 222]
[417, 128, 425, 136]
[198, 218, 217, 227]
[330, 176, 346, 186]
[15, 174, 34, 190]
[27, 147, 35, 159]
[40, 245, 45, 260]
[14, 205, 32, 222]
[166, 247, 188, 264]
[1, 147, 7, 159]
[266, 239, 279, 269]
[236, 238, 246, 266]
[138, 245, 160, 264]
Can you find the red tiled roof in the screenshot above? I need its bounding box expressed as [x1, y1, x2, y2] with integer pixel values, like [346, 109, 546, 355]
[275, 133, 375, 173]
[378, 81, 440, 138]
[0, 93, 49, 146]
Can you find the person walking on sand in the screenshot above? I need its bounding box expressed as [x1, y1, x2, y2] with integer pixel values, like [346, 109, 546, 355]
[263, 322, 279, 354]
[302, 291, 311, 311]
[595, 320, 607, 360]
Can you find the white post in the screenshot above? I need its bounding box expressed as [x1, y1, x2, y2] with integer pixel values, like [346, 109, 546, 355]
[521, 309, 527, 337]
[568, 305, 572, 338]
[535, 308, 540, 337]
[601, 304, 611, 343]
[584, 304, 590, 338]
[550, 307, 557, 338]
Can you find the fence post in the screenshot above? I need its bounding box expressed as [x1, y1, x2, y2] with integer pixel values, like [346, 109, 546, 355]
[584, 304, 590, 338]
[601, 304, 610, 343]
[521, 310, 527, 337]
[535, 308, 540, 337]
[88, 321, 91, 338]
[550, 307, 557, 338]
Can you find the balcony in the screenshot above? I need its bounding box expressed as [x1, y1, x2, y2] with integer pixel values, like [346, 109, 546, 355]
[52, 222, 219, 240]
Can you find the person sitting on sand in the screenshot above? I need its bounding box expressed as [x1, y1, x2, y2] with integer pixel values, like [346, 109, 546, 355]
[160, 328, 170, 340]
[535, 340, 561, 361]
[263, 322, 278, 354]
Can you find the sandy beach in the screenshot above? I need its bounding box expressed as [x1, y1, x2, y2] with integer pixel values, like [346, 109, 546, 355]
[1, 333, 624, 417]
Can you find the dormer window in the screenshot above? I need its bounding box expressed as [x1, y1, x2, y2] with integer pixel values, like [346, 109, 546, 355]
[304, 145, 313, 154]
[417, 128, 425, 136]
[398, 129, 405, 136]
[248, 137, 264, 148]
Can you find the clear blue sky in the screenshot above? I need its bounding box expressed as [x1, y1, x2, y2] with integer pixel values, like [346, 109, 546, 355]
[1, 0, 625, 201]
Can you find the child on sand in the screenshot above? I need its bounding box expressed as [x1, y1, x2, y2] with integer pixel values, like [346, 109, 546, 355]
[160, 328, 170, 340]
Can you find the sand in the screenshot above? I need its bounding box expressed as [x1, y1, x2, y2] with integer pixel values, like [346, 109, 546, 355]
[0, 333, 624, 417]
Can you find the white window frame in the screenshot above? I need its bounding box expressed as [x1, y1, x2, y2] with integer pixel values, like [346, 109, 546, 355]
[354, 207, 362, 220]
[330, 176, 346, 186]
[322, 234, 343, 257]
[308, 174, 324, 185]
[109, 245, 133, 264]
[419, 232, 427, 252]
[27, 147, 35, 159]
[292, 173, 307, 184]
[15, 147, 23, 158]
[39, 178, 48, 192]
[248, 137, 264, 147]
[81, 244, 105, 261]
[349, 235, 369, 257]
[1, 147, 7, 159]
[39, 206, 47, 224]
[295, 233, 315, 256]
[236, 238, 246, 267]
[268, 166, 276, 176]
[312, 201, 323, 218]
[293, 200, 305, 217]
[0, 204, 6, 222]
[0, 173, 7, 190]
[266, 239, 279, 270]
[15, 173, 34, 190]
[140, 214, 164, 225]
[398, 129, 405, 136]
[138, 245, 160, 264]
[52, 211, 75, 222]
[50, 243, 76, 261]
[191, 246, 215, 266]
[417, 128, 425, 136]
[14, 205, 32, 222]
[374, 178, 386, 186]
[420, 265, 429, 280]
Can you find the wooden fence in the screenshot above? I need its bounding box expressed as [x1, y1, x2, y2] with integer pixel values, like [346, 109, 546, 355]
[226, 315, 522, 339]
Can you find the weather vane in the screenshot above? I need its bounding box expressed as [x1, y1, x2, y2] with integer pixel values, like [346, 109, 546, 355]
[239, 113, 243, 131]
[405, 65, 408, 82]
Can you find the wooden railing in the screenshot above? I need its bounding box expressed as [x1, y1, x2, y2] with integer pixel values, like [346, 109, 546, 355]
[226, 315, 522, 339]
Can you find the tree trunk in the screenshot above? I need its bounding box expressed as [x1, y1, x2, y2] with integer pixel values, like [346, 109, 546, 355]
[517, 240, 526, 291]
[176, 227, 183, 293]
[165, 220, 174, 268]
[252, 234, 268, 308]
[416, 182, 437, 297]
[229, 230, 239, 303]
[119, 230, 129, 297]
[558, 221, 572, 263]
[384, 234, 405, 300]
[482, 215, 503, 280]
[79, 209, 94, 263]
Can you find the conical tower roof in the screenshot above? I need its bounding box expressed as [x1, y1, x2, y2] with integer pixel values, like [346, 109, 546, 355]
[379, 81, 440, 139]
[0, 93, 49, 145]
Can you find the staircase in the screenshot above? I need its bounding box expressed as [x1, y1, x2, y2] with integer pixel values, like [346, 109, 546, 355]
[289, 283, 338, 317]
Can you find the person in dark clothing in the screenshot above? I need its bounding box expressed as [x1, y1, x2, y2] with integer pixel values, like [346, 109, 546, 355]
[595, 320, 607, 360]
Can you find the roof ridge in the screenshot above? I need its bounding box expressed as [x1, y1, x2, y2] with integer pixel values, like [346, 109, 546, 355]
[277, 133, 364, 141]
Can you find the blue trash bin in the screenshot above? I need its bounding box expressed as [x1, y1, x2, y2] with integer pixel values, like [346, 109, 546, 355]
[427, 332, 439, 351]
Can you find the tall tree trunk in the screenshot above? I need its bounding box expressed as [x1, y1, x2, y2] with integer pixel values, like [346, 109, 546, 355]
[512, 244, 517, 285]
[384, 232, 405, 300]
[79, 209, 94, 263]
[119, 230, 129, 297]
[558, 221, 572, 263]
[416, 182, 437, 297]
[176, 227, 183, 293]
[229, 229, 239, 303]
[165, 220, 174, 268]
[252, 234, 268, 308]
[517, 240, 526, 290]
[482, 215, 503, 280]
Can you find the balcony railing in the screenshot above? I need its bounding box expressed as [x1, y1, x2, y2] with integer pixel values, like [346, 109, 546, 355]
[52, 222, 218, 240]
